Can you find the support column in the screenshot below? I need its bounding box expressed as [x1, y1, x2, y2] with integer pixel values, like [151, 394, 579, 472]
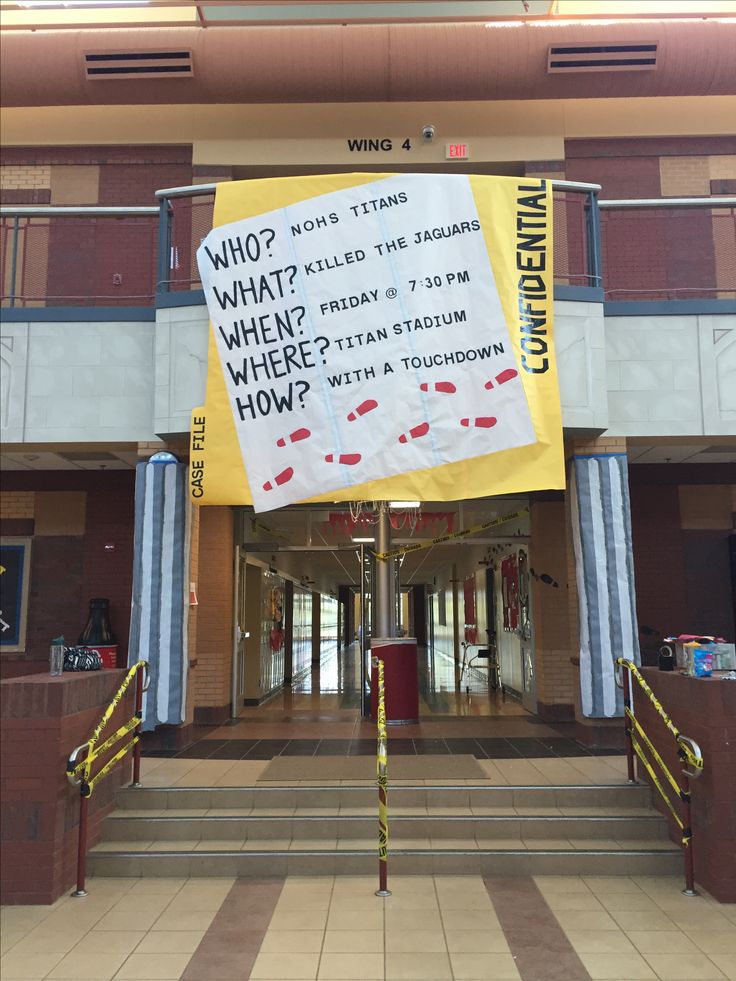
[284, 580, 294, 684]
[375, 502, 395, 638]
[569, 437, 640, 719]
[311, 590, 321, 665]
[451, 563, 461, 690]
[128, 455, 188, 730]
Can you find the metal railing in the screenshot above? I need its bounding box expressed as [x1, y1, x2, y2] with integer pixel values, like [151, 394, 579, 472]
[0, 206, 158, 308]
[600, 197, 736, 301]
[2, 188, 736, 308]
[66, 660, 150, 897]
[615, 658, 704, 896]
[153, 178, 603, 295]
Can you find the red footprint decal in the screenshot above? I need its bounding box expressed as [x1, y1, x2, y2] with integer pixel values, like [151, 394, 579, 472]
[276, 427, 311, 447]
[325, 453, 362, 465]
[461, 417, 498, 429]
[398, 422, 430, 444]
[420, 381, 456, 394]
[347, 399, 378, 422]
[263, 467, 294, 492]
[485, 368, 518, 390]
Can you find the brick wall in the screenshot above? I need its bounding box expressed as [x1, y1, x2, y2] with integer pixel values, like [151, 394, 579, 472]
[566, 136, 736, 299]
[530, 496, 574, 719]
[192, 506, 234, 719]
[629, 465, 736, 652]
[0, 473, 135, 678]
[1, 146, 192, 305]
[0, 491, 35, 519]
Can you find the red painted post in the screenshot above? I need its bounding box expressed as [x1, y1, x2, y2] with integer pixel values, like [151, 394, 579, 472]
[132, 665, 144, 788]
[72, 792, 89, 898]
[680, 771, 697, 896]
[622, 666, 636, 783]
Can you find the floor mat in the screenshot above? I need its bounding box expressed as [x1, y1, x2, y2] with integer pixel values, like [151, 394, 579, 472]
[257, 753, 485, 781]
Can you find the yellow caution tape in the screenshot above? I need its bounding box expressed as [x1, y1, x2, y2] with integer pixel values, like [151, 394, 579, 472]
[88, 661, 147, 751]
[375, 508, 529, 562]
[69, 717, 141, 778]
[67, 660, 148, 796]
[617, 659, 703, 774]
[625, 708, 681, 798]
[376, 659, 389, 862]
[85, 737, 139, 797]
[629, 733, 691, 846]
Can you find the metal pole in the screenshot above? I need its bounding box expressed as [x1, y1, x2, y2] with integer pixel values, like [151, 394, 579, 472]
[360, 544, 368, 717]
[680, 771, 697, 896]
[375, 657, 391, 897]
[452, 564, 461, 692]
[586, 190, 603, 288]
[156, 196, 171, 294]
[9, 215, 20, 308]
[131, 666, 144, 788]
[622, 666, 636, 784]
[72, 792, 89, 898]
[231, 546, 241, 720]
[376, 503, 393, 638]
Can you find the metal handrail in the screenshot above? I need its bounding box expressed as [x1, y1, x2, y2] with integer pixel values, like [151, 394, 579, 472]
[0, 206, 159, 217]
[154, 178, 603, 199]
[600, 197, 736, 209]
[615, 657, 704, 896]
[65, 659, 150, 897]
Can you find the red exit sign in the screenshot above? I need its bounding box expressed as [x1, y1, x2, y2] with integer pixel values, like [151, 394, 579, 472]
[446, 143, 469, 160]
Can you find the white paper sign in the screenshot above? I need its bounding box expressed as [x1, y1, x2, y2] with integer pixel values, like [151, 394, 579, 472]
[197, 174, 535, 512]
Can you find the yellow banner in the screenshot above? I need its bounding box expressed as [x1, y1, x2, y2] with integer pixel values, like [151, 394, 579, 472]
[190, 173, 563, 507]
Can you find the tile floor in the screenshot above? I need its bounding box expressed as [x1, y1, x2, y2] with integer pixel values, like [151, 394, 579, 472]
[2, 874, 734, 980]
[137, 753, 631, 788]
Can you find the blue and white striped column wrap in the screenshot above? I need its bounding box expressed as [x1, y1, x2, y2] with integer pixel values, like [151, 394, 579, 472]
[570, 453, 640, 718]
[128, 457, 188, 731]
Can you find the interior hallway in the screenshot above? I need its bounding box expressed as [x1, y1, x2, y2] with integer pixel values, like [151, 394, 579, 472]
[146, 643, 623, 762]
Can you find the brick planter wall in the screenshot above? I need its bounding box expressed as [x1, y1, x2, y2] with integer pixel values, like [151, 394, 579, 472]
[1, 669, 135, 904]
[635, 668, 736, 903]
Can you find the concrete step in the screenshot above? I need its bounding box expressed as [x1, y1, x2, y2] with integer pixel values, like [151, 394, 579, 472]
[101, 812, 668, 842]
[114, 783, 653, 812]
[88, 842, 682, 879]
[90, 781, 677, 879]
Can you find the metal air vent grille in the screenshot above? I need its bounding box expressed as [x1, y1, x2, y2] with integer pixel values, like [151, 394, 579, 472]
[548, 43, 658, 73]
[85, 51, 193, 80]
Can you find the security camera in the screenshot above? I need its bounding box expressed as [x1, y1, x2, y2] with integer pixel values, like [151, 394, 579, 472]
[422, 124, 436, 143]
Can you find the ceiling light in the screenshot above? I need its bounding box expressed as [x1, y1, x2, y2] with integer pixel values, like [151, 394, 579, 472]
[389, 501, 420, 509]
[19, 1, 149, 6]
[352, 537, 375, 543]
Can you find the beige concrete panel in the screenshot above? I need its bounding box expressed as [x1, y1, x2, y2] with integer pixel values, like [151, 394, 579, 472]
[659, 157, 711, 197]
[50, 165, 100, 205]
[3, 95, 734, 158]
[713, 207, 736, 299]
[559, 96, 736, 138]
[34, 491, 86, 535]
[678, 484, 734, 530]
[709, 155, 736, 180]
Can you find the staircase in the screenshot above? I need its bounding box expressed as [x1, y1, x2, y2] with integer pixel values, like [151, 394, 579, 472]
[89, 782, 681, 878]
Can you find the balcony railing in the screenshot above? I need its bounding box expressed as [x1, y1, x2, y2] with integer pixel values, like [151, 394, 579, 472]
[0, 207, 159, 309]
[2, 187, 735, 309]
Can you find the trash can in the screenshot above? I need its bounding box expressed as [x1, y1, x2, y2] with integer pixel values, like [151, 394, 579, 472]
[370, 637, 419, 725]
